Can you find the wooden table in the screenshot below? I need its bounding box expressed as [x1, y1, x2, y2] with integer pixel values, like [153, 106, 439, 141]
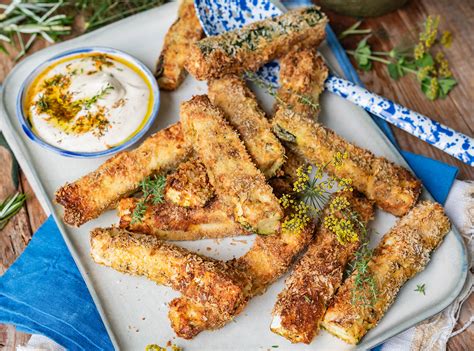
[0, 0, 472, 349]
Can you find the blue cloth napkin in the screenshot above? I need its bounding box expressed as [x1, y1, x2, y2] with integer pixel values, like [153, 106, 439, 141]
[0, 216, 113, 350]
[0, 1, 458, 350]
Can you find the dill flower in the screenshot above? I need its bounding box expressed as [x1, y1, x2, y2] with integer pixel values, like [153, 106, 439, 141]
[420, 15, 440, 49]
[426, 77, 439, 100]
[324, 213, 359, 245]
[333, 151, 348, 169]
[435, 52, 452, 77]
[413, 43, 425, 61]
[417, 65, 433, 81]
[440, 31, 452, 48]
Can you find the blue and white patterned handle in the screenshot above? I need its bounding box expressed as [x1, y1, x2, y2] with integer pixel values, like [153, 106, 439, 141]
[325, 76, 474, 165]
[194, 0, 474, 166]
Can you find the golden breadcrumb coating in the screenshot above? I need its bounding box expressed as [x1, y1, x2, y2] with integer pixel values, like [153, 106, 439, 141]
[118, 197, 250, 241]
[186, 7, 328, 80]
[321, 201, 451, 344]
[278, 49, 328, 120]
[168, 219, 316, 339]
[271, 191, 375, 344]
[165, 158, 214, 208]
[155, 0, 203, 90]
[208, 75, 285, 178]
[90, 227, 251, 314]
[55, 123, 191, 227]
[180, 95, 283, 235]
[272, 111, 421, 216]
[167, 176, 315, 339]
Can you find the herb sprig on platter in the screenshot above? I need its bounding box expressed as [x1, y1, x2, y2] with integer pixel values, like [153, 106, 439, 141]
[131, 175, 166, 224]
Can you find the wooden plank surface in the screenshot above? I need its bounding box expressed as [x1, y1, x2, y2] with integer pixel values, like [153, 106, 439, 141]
[0, 0, 472, 349]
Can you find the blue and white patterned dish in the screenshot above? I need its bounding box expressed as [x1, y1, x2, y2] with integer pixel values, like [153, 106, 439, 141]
[16, 47, 160, 158]
[195, 0, 474, 166]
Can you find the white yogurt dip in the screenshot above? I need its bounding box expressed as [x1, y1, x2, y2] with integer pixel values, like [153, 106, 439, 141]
[25, 53, 154, 152]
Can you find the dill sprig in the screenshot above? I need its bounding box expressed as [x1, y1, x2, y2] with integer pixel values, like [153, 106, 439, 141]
[131, 175, 166, 224]
[82, 83, 114, 109]
[0, 192, 27, 230]
[244, 71, 320, 112]
[279, 151, 352, 234]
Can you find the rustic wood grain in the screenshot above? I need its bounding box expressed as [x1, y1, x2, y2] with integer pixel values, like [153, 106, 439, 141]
[320, 0, 473, 179]
[0, 0, 472, 349]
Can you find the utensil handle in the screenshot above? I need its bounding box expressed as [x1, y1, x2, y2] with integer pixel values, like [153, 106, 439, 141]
[325, 75, 474, 166]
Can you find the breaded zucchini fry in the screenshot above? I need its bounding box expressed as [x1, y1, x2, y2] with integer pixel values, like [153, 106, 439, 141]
[322, 201, 451, 344]
[272, 112, 421, 216]
[271, 191, 375, 344]
[168, 218, 316, 339]
[186, 7, 328, 80]
[155, 0, 203, 90]
[118, 197, 250, 241]
[55, 123, 191, 226]
[208, 75, 285, 178]
[181, 95, 283, 235]
[168, 175, 315, 339]
[278, 49, 328, 120]
[164, 158, 213, 208]
[90, 227, 251, 314]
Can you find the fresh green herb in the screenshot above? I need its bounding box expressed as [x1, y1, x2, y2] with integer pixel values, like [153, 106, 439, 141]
[0, 192, 27, 230]
[0, 0, 72, 61]
[303, 295, 312, 303]
[271, 346, 279, 348]
[131, 175, 166, 224]
[0, 0, 165, 60]
[82, 83, 114, 109]
[348, 241, 378, 307]
[345, 16, 457, 100]
[338, 20, 371, 40]
[245, 71, 320, 113]
[415, 283, 426, 295]
[76, 0, 165, 32]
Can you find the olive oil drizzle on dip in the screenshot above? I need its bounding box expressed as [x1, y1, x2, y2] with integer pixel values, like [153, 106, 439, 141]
[25, 53, 154, 152]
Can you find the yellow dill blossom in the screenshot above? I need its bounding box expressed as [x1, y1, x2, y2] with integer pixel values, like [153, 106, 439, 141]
[333, 151, 348, 169]
[426, 77, 439, 100]
[282, 201, 311, 235]
[329, 195, 350, 212]
[420, 15, 440, 49]
[435, 52, 452, 77]
[414, 42, 425, 61]
[417, 65, 433, 81]
[440, 31, 452, 48]
[293, 165, 312, 192]
[324, 213, 359, 245]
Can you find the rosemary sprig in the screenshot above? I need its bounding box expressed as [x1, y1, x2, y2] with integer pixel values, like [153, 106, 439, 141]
[0, 192, 27, 230]
[415, 283, 426, 295]
[0, 0, 72, 60]
[131, 175, 166, 224]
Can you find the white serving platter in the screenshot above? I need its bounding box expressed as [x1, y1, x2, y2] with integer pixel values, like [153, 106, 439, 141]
[0, 2, 467, 350]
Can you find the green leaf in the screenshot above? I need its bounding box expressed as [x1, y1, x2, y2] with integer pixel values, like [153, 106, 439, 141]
[354, 37, 373, 71]
[387, 63, 400, 79]
[0, 44, 7, 55]
[416, 53, 434, 68]
[438, 77, 457, 98]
